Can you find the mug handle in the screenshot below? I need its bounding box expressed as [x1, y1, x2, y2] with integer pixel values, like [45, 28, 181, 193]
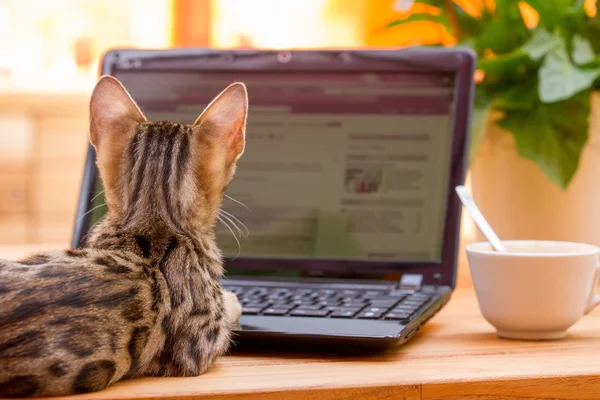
[585, 258, 600, 314]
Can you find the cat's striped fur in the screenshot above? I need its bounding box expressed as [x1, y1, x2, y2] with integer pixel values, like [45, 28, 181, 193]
[0, 76, 246, 397]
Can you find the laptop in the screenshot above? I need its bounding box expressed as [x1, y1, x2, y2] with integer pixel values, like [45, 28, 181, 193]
[71, 47, 475, 350]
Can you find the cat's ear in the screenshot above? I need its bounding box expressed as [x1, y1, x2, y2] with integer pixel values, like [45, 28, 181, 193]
[89, 76, 146, 195]
[89, 75, 146, 149]
[193, 82, 248, 164]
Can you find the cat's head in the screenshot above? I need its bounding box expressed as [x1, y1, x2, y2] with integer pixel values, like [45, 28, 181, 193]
[88, 75, 248, 233]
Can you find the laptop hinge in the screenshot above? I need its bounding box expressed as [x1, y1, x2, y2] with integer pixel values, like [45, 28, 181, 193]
[398, 274, 423, 291]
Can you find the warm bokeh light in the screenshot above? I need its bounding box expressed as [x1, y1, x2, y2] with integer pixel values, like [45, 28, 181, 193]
[585, 0, 597, 17]
[365, 0, 457, 48]
[483, 0, 496, 13]
[518, 1, 539, 29]
[0, 0, 170, 92]
[210, 0, 363, 49]
[474, 69, 485, 84]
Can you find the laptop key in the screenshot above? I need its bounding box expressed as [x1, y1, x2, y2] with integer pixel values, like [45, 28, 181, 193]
[247, 288, 268, 296]
[268, 303, 295, 310]
[403, 299, 424, 304]
[369, 294, 398, 300]
[392, 305, 418, 313]
[394, 305, 421, 312]
[290, 297, 314, 304]
[364, 307, 386, 313]
[394, 301, 418, 307]
[324, 306, 357, 314]
[226, 286, 244, 295]
[246, 296, 268, 302]
[401, 301, 424, 308]
[410, 297, 429, 303]
[384, 312, 411, 321]
[268, 295, 291, 302]
[357, 310, 385, 319]
[317, 289, 338, 297]
[290, 309, 330, 317]
[327, 305, 363, 312]
[368, 299, 400, 308]
[245, 302, 272, 309]
[330, 310, 357, 318]
[315, 300, 339, 307]
[308, 292, 322, 298]
[338, 296, 358, 303]
[363, 290, 385, 298]
[340, 299, 367, 307]
[295, 305, 323, 311]
[242, 307, 265, 315]
[262, 308, 289, 316]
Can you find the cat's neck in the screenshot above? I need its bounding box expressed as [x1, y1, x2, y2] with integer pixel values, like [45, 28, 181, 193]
[85, 215, 219, 263]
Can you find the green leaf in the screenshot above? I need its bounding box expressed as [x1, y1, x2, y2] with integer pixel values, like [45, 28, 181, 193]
[477, 50, 535, 85]
[475, 1, 531, 55]
[497, 90, 591, 189]
[491, 78, 538, 110]
[568, 0, 586, 14]
[581, 15, 600, 54]
[453, 6, 484, 39]
[521, 28, 561, 61]
[572, 34, 596, 65]
[539, 44, 600, 102]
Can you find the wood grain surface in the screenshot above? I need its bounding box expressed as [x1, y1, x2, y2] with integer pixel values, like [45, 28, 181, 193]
[2, 244, 600, 400]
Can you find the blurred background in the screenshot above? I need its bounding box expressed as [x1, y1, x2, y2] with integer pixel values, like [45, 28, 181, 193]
[0, 0, 476, 247]
[1, 0, 597, 266]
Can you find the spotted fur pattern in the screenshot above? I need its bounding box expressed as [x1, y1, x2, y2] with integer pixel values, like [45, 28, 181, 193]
[0, 76, 246, 397]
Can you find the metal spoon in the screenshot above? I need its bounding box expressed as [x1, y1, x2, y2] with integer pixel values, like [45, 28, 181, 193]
[455, 185, 506, 252]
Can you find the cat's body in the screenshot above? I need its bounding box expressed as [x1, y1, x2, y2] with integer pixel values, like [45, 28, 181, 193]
[0, 77, 246, 397]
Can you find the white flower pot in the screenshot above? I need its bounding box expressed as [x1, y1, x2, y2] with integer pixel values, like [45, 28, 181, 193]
[469, 93, 600, 246]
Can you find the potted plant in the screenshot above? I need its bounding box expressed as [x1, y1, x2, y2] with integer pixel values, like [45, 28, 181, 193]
[385, 0, 600, 245]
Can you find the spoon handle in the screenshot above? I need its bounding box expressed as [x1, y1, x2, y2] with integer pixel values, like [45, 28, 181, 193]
[455, 185, 506, 252]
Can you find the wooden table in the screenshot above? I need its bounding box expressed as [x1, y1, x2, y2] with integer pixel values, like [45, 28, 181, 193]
[3, 244, 600, 400]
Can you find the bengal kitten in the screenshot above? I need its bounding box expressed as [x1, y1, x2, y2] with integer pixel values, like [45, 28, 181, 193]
[0, 76, 246, 397]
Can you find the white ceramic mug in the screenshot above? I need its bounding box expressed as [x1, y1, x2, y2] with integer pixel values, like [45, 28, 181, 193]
[466, 240, 600, 340]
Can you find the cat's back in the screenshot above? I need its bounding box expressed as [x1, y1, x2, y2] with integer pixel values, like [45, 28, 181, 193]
[0, 248, 167, 397]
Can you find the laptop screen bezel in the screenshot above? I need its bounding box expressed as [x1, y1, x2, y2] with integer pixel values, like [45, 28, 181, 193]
[71, 48, 475, 288]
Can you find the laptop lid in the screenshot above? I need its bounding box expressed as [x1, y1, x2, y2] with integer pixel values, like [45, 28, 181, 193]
[71, 48, 475, 288]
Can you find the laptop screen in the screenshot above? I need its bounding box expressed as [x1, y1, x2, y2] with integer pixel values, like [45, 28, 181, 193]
[90, 70, 456, 264]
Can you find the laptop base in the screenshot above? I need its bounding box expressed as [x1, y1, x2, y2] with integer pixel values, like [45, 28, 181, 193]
[224, 278, 452, 350]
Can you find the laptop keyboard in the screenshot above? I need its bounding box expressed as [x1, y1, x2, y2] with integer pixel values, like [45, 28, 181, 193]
[223, 285, 435, 322]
